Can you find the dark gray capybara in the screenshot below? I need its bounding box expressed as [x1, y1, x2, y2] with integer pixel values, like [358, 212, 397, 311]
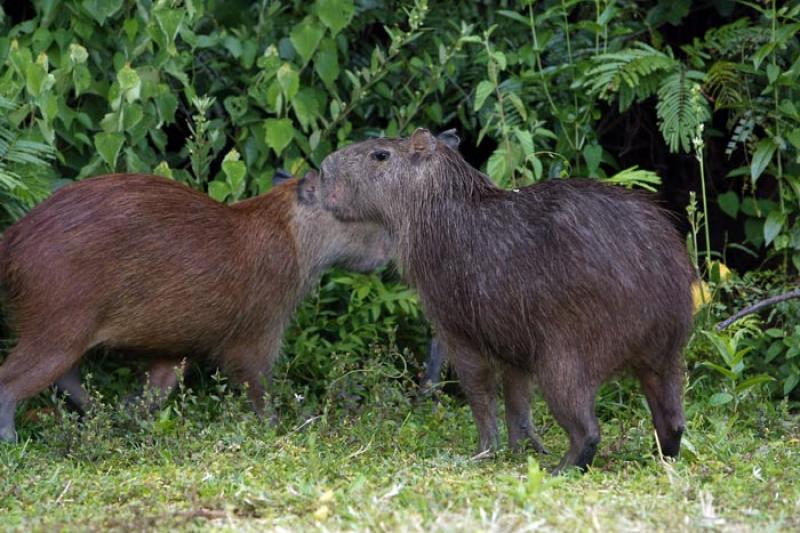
[318, 128, 695, 472]
[0, 170, 390, 442]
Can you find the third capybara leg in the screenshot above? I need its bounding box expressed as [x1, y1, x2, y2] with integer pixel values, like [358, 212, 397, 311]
[55, 365, 91, 415]
[501, 366, 547, 454]
[0, 337, 87, 443]
[637, 365, 685, 458]
[420, 336, 446, 394]
[124, 358, 186, 411]
[446, 338, 499, 454]
[537, 354, 601, 473]
[144, 358, 186, 404]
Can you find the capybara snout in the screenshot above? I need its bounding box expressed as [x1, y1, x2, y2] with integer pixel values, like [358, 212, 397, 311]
[0, 171, 389, 442]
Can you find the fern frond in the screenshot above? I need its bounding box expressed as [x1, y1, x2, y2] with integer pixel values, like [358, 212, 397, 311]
[655, 68, 710, 153]
[706, 61, 744, 110]
[603, 166, 662, 192]
[586, 43, 677, 110]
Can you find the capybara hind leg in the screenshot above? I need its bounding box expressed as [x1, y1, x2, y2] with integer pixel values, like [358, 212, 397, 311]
[0, 340, 85, 443]
[446, 339, 499, 454]
[55, 365, 90, 415]
[501, 367, 547, 454]
[638, 366, 685, 458]
[538, 358, 600, 473]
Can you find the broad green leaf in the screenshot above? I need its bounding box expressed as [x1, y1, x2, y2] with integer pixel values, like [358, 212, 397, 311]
[264, 118, 295, 155]
[753, 42, 776, 70]
[783, 373, 799, 396]
[122, 103, 143, 129]
[81, 0, 123, 26]
[317, 0, 355, 36]
[123, 18, 139, 41]
[735, 375, 774, 393]
[763, 209, 785, 246]
[486, 149, 507, 182]
[291, 19, 324, 65]
[514, 129, 533, 155]
[766, 63, 780, 84]
[153, 161, 173, 179]
[117, 64, 141, 103]
[208, 180, 230, 203]
[750, 138, 777, 183]
[786, 128, 800, 150]
[277, 63, 299, 100]
[69, 43, 88, 64]
[222, 149, 247, 199]
[314, 39, 339, 86]
[709, 392, 733, 406]
[155, 9, 184, 45]
[474, 80, 494, 111]
[717, 191, 739, 219]
[583, 143, 603, 176]
[94, 131, 124, 168]
[25, 62, 48, 97]
[292, 88, 321, 131]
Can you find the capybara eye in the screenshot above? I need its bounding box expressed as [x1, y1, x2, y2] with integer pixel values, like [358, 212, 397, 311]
[371, 150, 390, 162]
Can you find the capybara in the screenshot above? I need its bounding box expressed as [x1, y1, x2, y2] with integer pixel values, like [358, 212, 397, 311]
[0, 171, 390, 442]
[319, 128, 695, 472]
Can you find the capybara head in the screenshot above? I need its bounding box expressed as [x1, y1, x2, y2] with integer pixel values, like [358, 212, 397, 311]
[294, 169, 392, 273]
[319, 129, 461, 224]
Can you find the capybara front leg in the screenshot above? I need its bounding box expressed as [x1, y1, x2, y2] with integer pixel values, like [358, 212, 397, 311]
[501, 366, 547, 454]
[224, 336, 281, 423]
[446, 339, 499, 454]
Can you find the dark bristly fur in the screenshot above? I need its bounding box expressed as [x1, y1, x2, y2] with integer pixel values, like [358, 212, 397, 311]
[0, 172, 390, 443]
[319, 128, 695, 472]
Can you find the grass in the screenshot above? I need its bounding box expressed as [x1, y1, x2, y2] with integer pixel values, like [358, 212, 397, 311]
[0, 367, 798, 532]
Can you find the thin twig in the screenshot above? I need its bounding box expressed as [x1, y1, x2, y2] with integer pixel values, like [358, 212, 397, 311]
[716, 289, 800, 330]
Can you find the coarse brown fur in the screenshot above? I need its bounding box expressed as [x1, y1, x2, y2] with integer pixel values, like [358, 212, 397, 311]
[319, 129, 696, 472]
[0, 172, 390, 442]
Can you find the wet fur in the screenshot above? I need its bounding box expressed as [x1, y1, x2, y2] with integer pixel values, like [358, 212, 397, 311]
[320, 131, 695, 471]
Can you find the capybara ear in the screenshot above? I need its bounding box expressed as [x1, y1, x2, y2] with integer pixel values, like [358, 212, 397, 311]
[437, 129, 460, 151]
[410, 128, 436, 154]
[297, 169, 319, 205]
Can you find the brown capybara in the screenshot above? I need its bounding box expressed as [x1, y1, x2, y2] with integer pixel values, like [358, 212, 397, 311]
[318, 128, 695, 472]
[0, 171, 390, 442]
